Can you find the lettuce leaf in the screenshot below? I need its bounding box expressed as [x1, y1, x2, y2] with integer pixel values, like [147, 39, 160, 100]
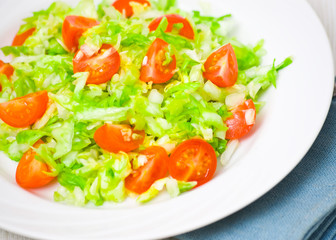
[151, 0, 177, 11]
[71, 0, 98, 19]
[137, 178, 196, 203]
[51, 119, 74, 159]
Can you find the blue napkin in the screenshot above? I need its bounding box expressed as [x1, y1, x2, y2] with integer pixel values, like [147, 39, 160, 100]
[178, 98, 336, 240]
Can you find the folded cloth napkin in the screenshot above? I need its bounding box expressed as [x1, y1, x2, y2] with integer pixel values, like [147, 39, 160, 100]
[178, 97, 336, 240]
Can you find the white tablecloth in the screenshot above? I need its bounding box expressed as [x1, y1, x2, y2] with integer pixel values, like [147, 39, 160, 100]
[1, 0, 335, 239]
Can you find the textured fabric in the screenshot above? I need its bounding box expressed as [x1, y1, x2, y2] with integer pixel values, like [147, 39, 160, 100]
[306, 208, 336, 240]
[178, 100, 336, 240]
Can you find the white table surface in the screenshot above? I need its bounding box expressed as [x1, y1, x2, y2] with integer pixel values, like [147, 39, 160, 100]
[1, 0, 335, 239]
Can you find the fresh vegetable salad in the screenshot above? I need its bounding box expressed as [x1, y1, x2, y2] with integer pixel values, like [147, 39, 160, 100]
[0, 0, 291, 206]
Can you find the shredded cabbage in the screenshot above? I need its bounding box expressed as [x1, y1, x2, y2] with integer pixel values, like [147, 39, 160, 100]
[0, 0, 291, 206]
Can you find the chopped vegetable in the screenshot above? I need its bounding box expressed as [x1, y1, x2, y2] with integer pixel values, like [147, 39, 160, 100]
[148, 14, 195, 39]
[16, 140, 55, 188]
[125, 146, 169, 194]
[0, 91, 48, 128]
[0, 0, 291, 206]
[169, 139, 217, 186]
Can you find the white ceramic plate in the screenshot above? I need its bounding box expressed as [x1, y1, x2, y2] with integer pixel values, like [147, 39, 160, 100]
[0, 0, 334, 239]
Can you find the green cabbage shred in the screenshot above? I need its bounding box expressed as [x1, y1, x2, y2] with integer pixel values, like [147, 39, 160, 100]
[0, 0, 291, 206]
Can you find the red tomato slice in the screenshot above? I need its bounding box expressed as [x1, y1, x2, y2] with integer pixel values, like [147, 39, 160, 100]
[148, 14, 195, 40]
[112, 0, 150, 18]
[94, 124, 145, 153]
[125, 146, 169, 194]
[203, 43, 238, 88]
[225, 99, 256, 139]
[62, 15, 99, 52]
[0, 91, 48, 128]
[169, 139, 217, 187]
[16, 140, 55, 188]
[0, 60, 14, 92]
[12, 28, 35, 46]
[73, 44, 120, 84]
[140, 38, 176, 84]
[0, 60, 14, 79]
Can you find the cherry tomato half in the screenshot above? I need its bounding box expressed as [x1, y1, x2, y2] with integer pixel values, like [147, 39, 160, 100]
[148, 14, 195, 40]
[140, 38, 176, 84]
[12, 28, 35, 46]
[169, 139, 217, 187]
[0, 60, 14, 79]
[225, 99, 256, 140]
[0, 91, 48, 128]
[125, 146, 169, 194]
[16, 140, 55, 188]
[203, 43, 238, 88]
[73, 44, 120, 84]
[62, 15, 99, 52]
[0, 60, 14, 92]
[112, 0, 150, 18]
[94, 124, 145, 153]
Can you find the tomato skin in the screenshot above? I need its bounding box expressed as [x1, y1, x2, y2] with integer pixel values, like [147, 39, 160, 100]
[12, 28, 35, 46]
[0, 60, 14, 79]
[225, 99, 256, 140]
[112, 0, 150, 18]
[0, 91, 48, 128]
[94, 124, 145, 153]
[62, 15, 99, 52]
[148, 14, 195, 40]
[203, 43, 238, 88]
[0, 60, 14, 92]
[125, 146, 169, 194]
[140, 38, 176, 84]
[16, 140, 55, 188]
[169, 139, 217, 187]
[73, 44, 120, 84]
